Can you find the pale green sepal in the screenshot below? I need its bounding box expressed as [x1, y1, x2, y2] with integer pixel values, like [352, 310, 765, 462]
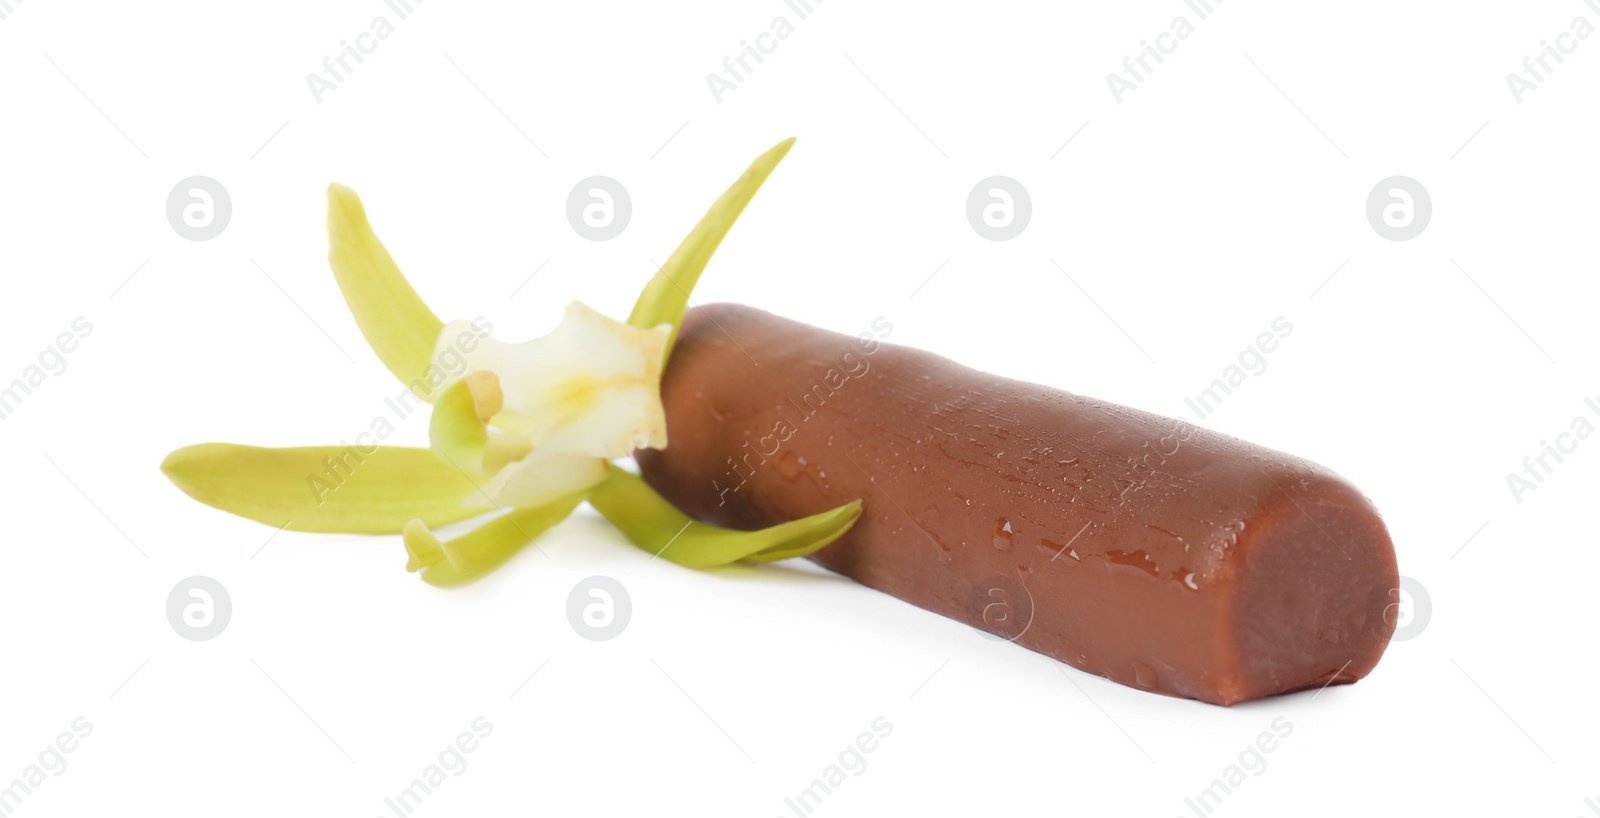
[587, 467, 861, 569]
[161, 443, 491, 533]
[403, 490, 589, 587]
[327, 183, 446, 399]
[627, 137, 796, 354]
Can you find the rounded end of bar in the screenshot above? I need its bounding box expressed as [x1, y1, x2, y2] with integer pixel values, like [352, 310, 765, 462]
[1213, 471, 1399, 706]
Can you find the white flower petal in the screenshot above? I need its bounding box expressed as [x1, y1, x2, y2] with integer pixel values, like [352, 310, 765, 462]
[479, 454, 610, 509]
[430, 301, 669, 509]
[433, 302, 670, 457]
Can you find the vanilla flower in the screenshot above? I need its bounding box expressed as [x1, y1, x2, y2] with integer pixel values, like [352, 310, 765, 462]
[163, 139, 861, 586]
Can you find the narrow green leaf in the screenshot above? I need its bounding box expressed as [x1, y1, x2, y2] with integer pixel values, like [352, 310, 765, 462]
[404, 490, 588, 587]
[327, 183, 446, 399]
[588, 468, 861, 569]
[161, 443, 490, 533]
[627, 137, 796, 354]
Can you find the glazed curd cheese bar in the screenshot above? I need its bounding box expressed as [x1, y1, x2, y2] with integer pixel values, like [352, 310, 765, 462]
[636, 304, 1399, 706]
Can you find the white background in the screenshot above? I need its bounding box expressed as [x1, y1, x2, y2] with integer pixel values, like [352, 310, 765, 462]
[2, 1, 1597, 815]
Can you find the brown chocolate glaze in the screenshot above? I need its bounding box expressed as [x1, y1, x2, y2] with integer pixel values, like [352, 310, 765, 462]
[636, 304, 1398, 706]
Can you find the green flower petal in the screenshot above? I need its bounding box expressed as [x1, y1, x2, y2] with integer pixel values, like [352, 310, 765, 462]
[404, 490, 588, 587]
[327, 183, 446, 399]
[628, 137, 796, 354]
[161, 443, 490, 533]
[429, 377, 491, 477]
[588, 468, 861, 570]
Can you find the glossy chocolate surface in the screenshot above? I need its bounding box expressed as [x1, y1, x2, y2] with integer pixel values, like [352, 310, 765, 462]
[637, 304, 1398, 705]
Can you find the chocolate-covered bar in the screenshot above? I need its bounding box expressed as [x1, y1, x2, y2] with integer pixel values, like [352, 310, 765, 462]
[636, 304, 1399, 705]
